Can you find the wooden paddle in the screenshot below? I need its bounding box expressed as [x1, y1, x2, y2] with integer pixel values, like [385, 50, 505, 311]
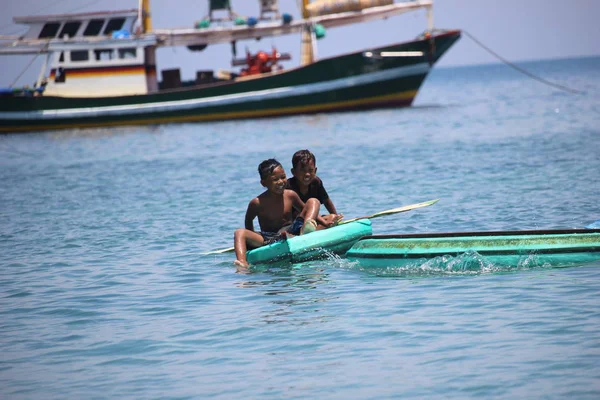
[201, 198, 440, 255]
[337, 198, 439, 225]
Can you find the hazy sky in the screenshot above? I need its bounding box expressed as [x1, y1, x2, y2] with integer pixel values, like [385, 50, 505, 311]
[1, 0, 599, 87]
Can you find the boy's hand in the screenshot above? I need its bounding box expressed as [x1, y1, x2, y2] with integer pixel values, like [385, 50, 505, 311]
[319, 214, 343, 228]
[316, 215, 329, 227]
[332, 214, 344, 226]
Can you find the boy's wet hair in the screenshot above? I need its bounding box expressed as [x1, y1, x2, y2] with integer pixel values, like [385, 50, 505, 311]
[258, 158, 283, 180]
[292, 149, 316, 169]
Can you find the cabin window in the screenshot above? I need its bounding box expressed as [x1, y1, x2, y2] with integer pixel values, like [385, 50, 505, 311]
[94, 49, 114, 61]
[118, 48, 137, 59]
[58, 52, 64, 63]
[103, 18, 125, 35]
[71, 50, 89, 62]
[84, 19, 105, 36]
[38, 22, 60, 39]
[58, 21, 81, 38]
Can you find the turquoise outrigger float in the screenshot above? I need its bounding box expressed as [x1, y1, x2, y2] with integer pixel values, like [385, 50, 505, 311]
[345, 229, 600, 268]
[246, 219, 372, 264]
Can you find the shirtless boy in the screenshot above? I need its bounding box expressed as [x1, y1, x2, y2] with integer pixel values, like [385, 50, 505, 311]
[286, 149, 342, 229]
[233, 158, 321, 268]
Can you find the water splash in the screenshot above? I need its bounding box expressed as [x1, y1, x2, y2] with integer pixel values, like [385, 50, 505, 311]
[338, 251, 552, 277]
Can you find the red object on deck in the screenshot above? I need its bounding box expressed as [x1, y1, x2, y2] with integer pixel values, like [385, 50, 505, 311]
[235, 48, 291, 76]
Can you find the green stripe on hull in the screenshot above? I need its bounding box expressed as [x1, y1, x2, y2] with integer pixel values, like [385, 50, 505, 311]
[345, 229, 600, 268]
[247, 219, 372, 265]
[0, 96, 415, 132]
[0, 64, 427, 131]
[0, 80, 421, 131]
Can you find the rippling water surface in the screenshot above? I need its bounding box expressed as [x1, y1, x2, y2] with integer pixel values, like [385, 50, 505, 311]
[1, 57, 600, 399]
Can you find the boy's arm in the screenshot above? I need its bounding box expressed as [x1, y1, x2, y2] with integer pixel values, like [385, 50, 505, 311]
[244, 199, 259, 231]
[322, 195, 343, 226]
[316, 178, 338, 215]
[323, 198, 338, 215]
[289, 190, 305, 212]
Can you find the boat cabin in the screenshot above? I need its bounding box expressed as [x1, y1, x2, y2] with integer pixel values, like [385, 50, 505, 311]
[14, 9, 139, 41]
[12, 9, 158, 97]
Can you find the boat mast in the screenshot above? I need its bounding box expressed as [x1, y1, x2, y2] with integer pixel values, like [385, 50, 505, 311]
[139, 0, 158, 92]
[139, 0, 153, 33]
[300, 0, 314, 65]
[426, 3, 434, 32]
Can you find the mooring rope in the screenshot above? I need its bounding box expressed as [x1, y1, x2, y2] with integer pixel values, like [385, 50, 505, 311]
[463, 30, 583, 94]
[9, 53, 41, 88]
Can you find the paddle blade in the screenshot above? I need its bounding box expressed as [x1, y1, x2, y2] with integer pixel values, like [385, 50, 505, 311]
[339, 199, 439, 225]
[202, 246, 235, 255]
[370, 198, 440, 218]
[586, 220, 600, 229]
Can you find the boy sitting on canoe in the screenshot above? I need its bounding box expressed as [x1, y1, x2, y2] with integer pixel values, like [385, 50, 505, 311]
[286, 149, 343, 229]
[233, 158, 321, 268]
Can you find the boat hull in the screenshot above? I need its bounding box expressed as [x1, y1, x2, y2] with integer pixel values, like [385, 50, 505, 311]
[247, 219, 372, 265]
[0, 31, 460, 133]
[345, 229, 600, 268]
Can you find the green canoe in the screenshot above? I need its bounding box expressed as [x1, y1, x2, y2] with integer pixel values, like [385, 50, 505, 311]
[345, 229, 600, 268]
[247, 219, 372, 265]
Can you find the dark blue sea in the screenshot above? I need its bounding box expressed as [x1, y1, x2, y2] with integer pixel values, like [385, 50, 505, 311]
[1, 56, 599, 399]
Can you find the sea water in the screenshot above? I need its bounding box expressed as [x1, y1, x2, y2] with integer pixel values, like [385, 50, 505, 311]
[1, 56, 599, 399]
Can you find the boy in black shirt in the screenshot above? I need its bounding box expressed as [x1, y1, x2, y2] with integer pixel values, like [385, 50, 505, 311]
[286, 149, 343, 228]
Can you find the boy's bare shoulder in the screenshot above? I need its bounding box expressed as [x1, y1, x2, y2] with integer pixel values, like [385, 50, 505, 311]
[255, 190, 270, 201]
[284, 189, 301, 199]
[252, 190, 273, 206]
[248, 194, 262, 208]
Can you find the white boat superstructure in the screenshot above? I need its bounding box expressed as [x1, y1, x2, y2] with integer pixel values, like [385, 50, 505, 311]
[0, 0, 435, 98]
[0, 1, 433, 54]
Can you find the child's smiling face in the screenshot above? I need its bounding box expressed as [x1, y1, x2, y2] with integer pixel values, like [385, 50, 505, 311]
[261, 165, 287, 194]
[292, 160, 317, 186]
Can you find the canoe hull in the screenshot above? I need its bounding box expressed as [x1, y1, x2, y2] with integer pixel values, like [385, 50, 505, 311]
[247, 219, 372, 265]
[345, 229, 600, 268]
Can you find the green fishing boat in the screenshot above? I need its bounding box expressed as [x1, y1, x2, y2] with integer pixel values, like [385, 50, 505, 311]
[247, 219, 372, 264]
[0, 1, 460, 133]
[345, 229, 600, 268]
